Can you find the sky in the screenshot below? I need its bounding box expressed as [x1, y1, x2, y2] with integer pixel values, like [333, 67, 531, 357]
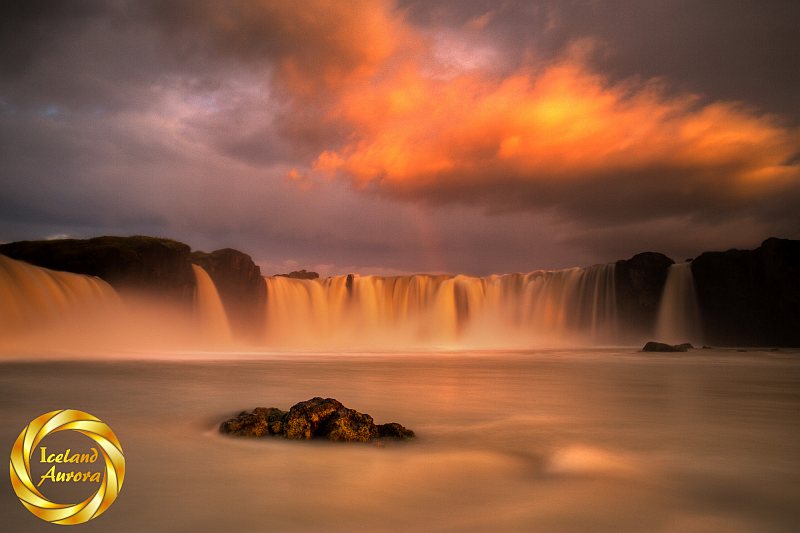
[1, 0, 798, 276]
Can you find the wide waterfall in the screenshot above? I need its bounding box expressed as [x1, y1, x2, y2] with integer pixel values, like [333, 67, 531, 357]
[263, 264, 618, 348]
[192, 264, 232, 342]
[655, 262, 702, 344]
[0, 254, 120, 340]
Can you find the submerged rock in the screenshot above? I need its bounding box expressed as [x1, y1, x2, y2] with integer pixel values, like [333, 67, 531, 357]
[220, 397, 415, 443]
[642, 341, 692, 352]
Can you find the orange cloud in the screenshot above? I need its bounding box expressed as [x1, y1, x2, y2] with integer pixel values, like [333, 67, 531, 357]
[215, 2, 792, 225]
[168, 0, 797, 227]
[312, 55, 797, 203]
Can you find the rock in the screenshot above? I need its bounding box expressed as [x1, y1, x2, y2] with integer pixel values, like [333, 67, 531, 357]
[220, 397, 415, 443]
[615, 252, 674, 341]
[191, 248, 264, 339]
[0, 236, 195, 304]
[283, 397, 346, 440]
[219, 407, 286, 437]
[377, 422, 416, 440]
[642, 341, 690, 352]
[691, 237, 800, 347]
[323, 408, 379, 442]
[277, 269, 319, 280]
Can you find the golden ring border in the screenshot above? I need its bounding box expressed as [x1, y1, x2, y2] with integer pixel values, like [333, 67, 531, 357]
[9, 409, 125, 525]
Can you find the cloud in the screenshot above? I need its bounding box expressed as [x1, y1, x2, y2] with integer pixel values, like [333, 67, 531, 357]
[149, 0, 408, 95]
[305, 32, 799, 233]
[0, 0, 798, 275]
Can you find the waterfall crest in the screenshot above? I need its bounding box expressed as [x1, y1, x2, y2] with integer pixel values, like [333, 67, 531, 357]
[263, 264, 618, 348]
[655, 262, 702, 344]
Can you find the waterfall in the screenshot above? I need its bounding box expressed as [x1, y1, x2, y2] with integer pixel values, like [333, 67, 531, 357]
[655, 262, 702, 344]
[191, 265, 232, 342]
[0, 254, 120, 337]
[0, 254, 623, 349]
[263, 263, 618, 348]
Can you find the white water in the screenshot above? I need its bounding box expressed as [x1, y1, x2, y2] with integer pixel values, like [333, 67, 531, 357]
[191, 265, 231, 342]
[655, 262, 702, 344]
[264, 264, 618, 348]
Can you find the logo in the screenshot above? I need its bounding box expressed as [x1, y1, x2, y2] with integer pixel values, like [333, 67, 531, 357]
[9, 410, 125, 525]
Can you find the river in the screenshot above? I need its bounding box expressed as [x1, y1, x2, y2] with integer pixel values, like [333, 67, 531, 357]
[2, 348, 799, 531]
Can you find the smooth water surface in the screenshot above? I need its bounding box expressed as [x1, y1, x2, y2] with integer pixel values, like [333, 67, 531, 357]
[1, 349, 799, 532]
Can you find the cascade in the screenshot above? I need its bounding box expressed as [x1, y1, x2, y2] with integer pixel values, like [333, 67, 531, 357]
[0, 254, 120, 337]
[655, 262, 702, 344]
[263, 263, 619, 348]
[191, 265, 232, 342]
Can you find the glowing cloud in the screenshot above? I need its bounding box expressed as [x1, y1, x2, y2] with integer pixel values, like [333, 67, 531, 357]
[306, 35, 798, 223]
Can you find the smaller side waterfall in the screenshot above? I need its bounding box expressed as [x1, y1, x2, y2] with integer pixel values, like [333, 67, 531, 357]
[192, 265, 231, 341]
[655, 262, 702, 344]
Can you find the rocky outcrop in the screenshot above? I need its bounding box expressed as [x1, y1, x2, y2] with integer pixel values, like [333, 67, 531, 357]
[642, 341, 693, 352]
[220, 397, 415, 442]
[0, 236, 195, 304]
[691, 238, 800, 346]
[615, 252, 674, 340]
[276, 269, 319, 280]
[191, 248, 264, 339]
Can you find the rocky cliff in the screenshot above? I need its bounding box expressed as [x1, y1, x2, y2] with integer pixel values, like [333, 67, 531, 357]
[615, 252, 674, 340]
[692, 238, 800, 346]
[191, 248, 265, 339]
[0, 236, 195, 304]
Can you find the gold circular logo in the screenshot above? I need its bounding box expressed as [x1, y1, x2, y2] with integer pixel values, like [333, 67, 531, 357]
[9, 410, 125, 525]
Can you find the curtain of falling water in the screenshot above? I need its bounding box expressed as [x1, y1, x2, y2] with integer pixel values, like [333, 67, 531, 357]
[263, 264, 619, 348]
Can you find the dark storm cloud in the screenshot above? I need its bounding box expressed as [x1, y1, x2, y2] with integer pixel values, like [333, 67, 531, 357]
[0, 1, 798, 274]
[401, 0, 800, 122]
[0, 1, 105, 76]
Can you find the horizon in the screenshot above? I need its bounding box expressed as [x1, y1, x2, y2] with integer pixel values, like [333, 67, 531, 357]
[1, 233, 790, 278]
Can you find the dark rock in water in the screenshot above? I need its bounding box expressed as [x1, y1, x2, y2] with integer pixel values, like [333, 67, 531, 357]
[283, 397, 347, 440]
[642, 341, 690, 352]
[323, 407, 380, 442]
[220, 407, 287, 437]
[191, 248, 264, 339]
[0, 236, 195, 304]
[276, 269, 319, 280]
[220, 397, 415, 443]
[615, 252, 674, 341]
[692, 237, 800, 347]
[377, 422, 416, 440]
